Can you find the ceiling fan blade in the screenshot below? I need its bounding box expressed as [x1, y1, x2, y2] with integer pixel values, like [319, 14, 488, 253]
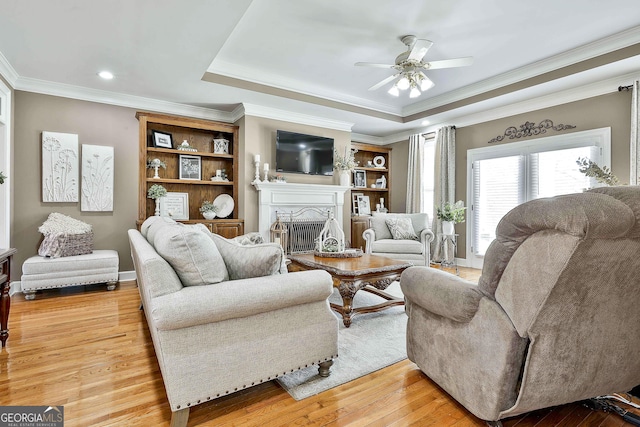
[407, 39, 433, 61]
[355, 62, 396, 69]
[368, 74, 398, 91]
[424, 57, 474, 70]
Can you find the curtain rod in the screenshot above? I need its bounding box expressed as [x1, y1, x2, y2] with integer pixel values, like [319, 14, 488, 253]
[618, 85, 633, 92]
[421, 125, 456, 138]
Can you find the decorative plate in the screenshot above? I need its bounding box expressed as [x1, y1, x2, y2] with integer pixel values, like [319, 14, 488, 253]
[373, 155, 386, 168]
[213, 194, 234, 218]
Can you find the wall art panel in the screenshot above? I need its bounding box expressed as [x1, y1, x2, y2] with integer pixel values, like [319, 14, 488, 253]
[81, 144, 114, 211]
[42, 131, 79, 202]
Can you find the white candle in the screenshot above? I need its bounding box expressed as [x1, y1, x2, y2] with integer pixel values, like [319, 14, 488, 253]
[264, 163, 269, 171]
[254, 154, 260, 163]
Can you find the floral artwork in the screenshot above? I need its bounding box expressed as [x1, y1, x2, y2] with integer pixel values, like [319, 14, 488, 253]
[81, 144, 114, 211]
[42, 131, 79, 202]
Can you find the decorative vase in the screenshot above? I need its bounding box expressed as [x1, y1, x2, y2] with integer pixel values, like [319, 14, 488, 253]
[154, 199, 160, 216]
[442, 221, 455, 235]
[202, 211, 216, 220]
[339, 170, 350, 187]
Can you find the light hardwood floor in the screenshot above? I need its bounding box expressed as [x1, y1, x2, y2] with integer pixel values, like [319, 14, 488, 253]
[1, 267, 637, 426]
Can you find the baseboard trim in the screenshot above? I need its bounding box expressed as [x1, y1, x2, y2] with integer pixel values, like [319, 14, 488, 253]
[118, 271, 136, 282]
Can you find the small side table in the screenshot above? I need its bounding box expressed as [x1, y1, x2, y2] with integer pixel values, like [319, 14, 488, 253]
[0, 248, 17, 347]
[438, 234, 458, 275]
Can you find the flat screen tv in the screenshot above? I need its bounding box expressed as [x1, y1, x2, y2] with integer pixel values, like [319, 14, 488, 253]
[276, 130, 334, 176]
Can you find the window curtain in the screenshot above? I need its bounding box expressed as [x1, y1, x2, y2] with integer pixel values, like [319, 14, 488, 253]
[631, 80, 640, 186]
[431, 126, 456, 262]
[405, 134, 423, 213]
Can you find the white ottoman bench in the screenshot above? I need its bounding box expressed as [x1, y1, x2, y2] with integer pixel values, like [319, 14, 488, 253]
[21, 250, 119, 300]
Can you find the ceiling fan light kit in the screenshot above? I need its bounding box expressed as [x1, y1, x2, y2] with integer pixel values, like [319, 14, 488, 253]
[356, 35, 473, 98]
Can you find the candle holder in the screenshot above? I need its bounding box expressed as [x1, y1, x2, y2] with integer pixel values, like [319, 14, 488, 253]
[253, 160, 261, 183]
[263, 167, 269, 182]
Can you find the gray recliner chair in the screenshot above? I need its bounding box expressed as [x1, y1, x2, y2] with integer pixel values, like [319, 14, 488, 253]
[400, 186, 640, 424]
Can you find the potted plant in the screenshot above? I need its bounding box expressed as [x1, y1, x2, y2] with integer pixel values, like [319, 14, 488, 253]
[146, 158, 167, 179]
[436, 200, 466, 235]
[334, 147, 358, 187]
[199, 200, 218, 220]
[0, 171, 6, 185]
[576, 157, 621, 186]
[147, 184, 167, 216]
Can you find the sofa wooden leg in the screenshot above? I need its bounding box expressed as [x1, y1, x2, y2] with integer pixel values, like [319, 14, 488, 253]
[23, 290, 36, 301]
[170, 408, 189, 427]
[318, 359, 333, 377]
[106, 281, 117, 291]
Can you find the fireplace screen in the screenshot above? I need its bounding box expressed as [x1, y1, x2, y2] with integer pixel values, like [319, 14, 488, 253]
[274, 208, 332, 254]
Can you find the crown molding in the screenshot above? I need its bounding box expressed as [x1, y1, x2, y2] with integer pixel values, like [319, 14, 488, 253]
[210, 59, 403, 116]
[350, 133, 384, 145]
[402, 25, 640, 117]
[235, 102, 354, 132]
[0, 51, 18, 87]
[14, 76, 235, 122]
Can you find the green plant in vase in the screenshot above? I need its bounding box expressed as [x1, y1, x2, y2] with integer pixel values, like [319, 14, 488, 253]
[199, 200, 219, 220]
[146, 158, 167, 179]
[147, 184, 167, 216]
[436, 200, 466, 235]
[0, 171, 6, 185]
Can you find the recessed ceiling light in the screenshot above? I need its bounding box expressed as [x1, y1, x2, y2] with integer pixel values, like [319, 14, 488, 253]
[98, 71, 114, 80]
[421, 120, 430, 125]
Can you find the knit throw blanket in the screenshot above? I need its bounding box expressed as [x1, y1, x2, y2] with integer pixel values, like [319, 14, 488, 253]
[39, 212, 92, 235]
[38, 213, 93, 257]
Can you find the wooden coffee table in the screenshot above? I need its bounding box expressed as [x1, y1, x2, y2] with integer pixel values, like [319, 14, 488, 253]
[288, 253, 412, 327]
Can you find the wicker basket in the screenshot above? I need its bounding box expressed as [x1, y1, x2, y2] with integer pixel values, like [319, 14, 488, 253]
[38, 231, 94, 258]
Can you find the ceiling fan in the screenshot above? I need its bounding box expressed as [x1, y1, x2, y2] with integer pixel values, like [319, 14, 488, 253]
[355, 35, 473, 98]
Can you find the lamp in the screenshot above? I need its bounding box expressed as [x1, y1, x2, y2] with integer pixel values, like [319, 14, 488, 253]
[409, 84, 421, 98]
[387, 70, 434, 98]
[270, 216, 288, 254]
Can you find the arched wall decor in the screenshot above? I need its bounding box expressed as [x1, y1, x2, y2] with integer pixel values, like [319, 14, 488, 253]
[488, 119, 576, 144]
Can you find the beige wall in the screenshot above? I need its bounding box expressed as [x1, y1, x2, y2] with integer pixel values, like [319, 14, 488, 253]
[388, 139, 408, 212]
[13, 91, 139, 271]
[455, 91, 631, 257]
[240, 115, 352, 237]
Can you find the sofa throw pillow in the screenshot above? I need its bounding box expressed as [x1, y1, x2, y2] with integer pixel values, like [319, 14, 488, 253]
[208, 232, 287, 280]
[153, 223, 229, 286]
[386, 217, 419, 241]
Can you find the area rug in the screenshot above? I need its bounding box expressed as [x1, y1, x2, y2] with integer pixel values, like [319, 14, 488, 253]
[277, 281, 407, 400]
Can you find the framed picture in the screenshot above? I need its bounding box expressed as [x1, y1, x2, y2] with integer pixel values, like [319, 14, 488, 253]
[375, 177, 386, 189]
[179, 155, 201, 180]
[213, 138, 229, 154]
[152, 130, 173, 148]
[159, 192, 189, 220]
[357, 195, 371, 216]
[352, 192, 363, 215]
[353, 169, 367, 188]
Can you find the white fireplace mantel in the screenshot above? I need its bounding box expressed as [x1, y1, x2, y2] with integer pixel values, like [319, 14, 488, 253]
[253, 181, 351, 242]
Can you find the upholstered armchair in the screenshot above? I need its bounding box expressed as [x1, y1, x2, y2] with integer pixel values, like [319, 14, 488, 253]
[363, 213, 434, 266]
[400, 186, 640, 425]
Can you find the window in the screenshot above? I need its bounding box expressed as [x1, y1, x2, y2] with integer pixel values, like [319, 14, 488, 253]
[467, 128, 611, 267]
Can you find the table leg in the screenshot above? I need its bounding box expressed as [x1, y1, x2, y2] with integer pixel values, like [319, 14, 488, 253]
[336, 280, 360, 328]
[0, 281, 9, 347]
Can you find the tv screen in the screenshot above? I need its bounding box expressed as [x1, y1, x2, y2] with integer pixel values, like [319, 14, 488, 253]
[276, 130, 334, 176]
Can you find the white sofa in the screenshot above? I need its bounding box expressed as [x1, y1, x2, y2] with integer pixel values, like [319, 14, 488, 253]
[129, 217, 338, 427]
[363, 213, 434, 266]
